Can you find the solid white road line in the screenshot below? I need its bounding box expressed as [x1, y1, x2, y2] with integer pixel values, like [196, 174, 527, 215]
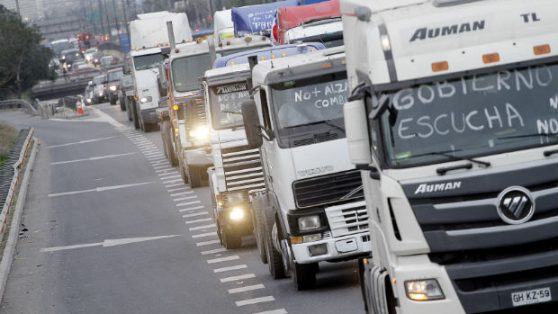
[174, 195, 197, 202]
[200, 248, 226, 255]
[176, 200, 201, 207]
[228, 284, 265, 294]
[236, 296, 275, 307]
[182, 212, 208, 218]
[178, 206, 204, 213]
[48, 182, 152, 197]
[51, 152, 136, 165]
[192, 232, 218, 239]
[48, 136, 118, 148]
[196, 240, 221, 247]
[253, 309, 288, 314]
[189, 224, 216, 231]
[41, 235, 180, 252]
[207, 255, 240, 264]
[213, 265, 247, 273]
[220, 273, 256, 283]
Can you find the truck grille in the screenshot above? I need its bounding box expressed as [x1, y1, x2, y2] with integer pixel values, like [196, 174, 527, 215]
[222, 144, 264, 192]
[401, 162, 558, 313]
[292, 170, 363, 208]
[185, 98, 206, 129]
[325, 201, 368, 238]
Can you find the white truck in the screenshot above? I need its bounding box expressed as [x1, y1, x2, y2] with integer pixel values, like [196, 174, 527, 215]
[129, 12, 192, 132]
[204, 44, 325, 250]
[341, 0, 558, 313]
[159, 31, 272, 187]
[241, 48, 372, 290]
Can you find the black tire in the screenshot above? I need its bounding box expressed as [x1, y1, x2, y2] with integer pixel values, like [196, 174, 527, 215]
[161, 121, 178, 167]
[221, 227, 242, 249]
[132, 102, 140, 130]
[254, 208, 268, 264]
[358, 259, 370, 313]
[292, 262, 317, 291]
[179, 161, 189, 184]
[110, 97, 117, 105]
[188, 165, 204, 188]
[126, 98, 133, 121]
[264, 220, 286, 279]
[119, 99, 126, 111]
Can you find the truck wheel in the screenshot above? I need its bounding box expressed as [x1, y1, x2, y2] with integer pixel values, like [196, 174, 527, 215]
[161, 121, 178, 167]
[358, 259, 370, 313]
[126, 98, 133, 121]
[292, 262, 317, 291]
[188, 166, 204, 188]
[221, 227, 242, 249]
[132, 103, 140, 129]
[254, 208, 268, 264]
[110, 97, 117, 105]
[179, 161, 189, 184]
[264, 221, 286, 279]
[119, 99, 126, 111]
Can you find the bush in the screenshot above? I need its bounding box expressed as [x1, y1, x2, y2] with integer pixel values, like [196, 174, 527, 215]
[0, 123, 17, 166]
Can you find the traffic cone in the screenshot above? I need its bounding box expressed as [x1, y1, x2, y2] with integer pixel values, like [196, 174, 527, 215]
[76, 101, 84, 115]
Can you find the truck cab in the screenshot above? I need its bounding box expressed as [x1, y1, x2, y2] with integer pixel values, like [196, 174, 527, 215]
[341, 0, 558, 312]
[161, 36, 273, 187]
[204, 44, 326, 250]
[242, 48, 372, 290]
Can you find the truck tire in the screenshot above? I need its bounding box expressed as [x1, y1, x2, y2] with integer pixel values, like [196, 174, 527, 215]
[188, 165, 204, 188]
[220, 226, 242, 249]
[119, 99, 126, 111]
[264, 220, 286, 279]
[292, 262, 317, 290]
[110, 97, 117, 105]
[132, 103, 140, 129]
[179, 161, 189, 184]
[126, 98, 133, 121]
[161, 121, 178, 166]
[254, 208, 268, 264]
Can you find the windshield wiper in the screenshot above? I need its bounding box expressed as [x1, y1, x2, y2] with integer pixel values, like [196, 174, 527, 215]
[497, 133, 558, 140]
[408, 149, 491, 168]
[283, 120, 345, 134]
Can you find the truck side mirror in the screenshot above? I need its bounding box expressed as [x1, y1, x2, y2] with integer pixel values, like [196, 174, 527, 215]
[241, 100, 263, 148]
[344, 98, 372, 166]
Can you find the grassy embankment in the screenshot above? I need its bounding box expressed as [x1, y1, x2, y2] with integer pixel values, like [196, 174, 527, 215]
[0, 123, 18, 167]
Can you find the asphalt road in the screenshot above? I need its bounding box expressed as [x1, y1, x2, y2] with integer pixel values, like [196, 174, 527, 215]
[0, 106, 363, 314]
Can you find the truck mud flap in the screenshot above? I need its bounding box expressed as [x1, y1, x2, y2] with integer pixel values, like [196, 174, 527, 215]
[370, 266, 389, 314]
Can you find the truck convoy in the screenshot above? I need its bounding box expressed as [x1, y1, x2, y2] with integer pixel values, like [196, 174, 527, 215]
[241, 48, 372, 290]
[129, 12, 192, 132]
[341, 0, 558, 312]
[274, 0, 344, 48]
[203, 44, 325, 250]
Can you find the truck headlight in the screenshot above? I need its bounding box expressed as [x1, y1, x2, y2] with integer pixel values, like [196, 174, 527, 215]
[140, 96, 152, 103]
[229, 206, 245, 222]
[298, 215, 321, 232]
[109, 85, 117, 91]
[405, 279, 445, 301]
[189, 126, 209, 141]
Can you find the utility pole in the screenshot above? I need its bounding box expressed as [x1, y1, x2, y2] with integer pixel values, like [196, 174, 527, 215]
[14, 0, 21, 17]
[122, 0, 130, 35]
[111, 0, 120, 34]
[98, 0, 106, 37]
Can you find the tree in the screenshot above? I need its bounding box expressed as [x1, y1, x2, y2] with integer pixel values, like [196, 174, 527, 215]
[0, 5, 53, 100]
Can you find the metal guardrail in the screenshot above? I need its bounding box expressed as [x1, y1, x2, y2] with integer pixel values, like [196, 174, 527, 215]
[0, 129, 33, 237]
[0, 100, 38, 115]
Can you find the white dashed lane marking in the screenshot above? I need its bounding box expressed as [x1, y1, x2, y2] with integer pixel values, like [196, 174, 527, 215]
[176, 200, 201, 207]
[189, 224, 216, 231]
[196, 240, 221, 247]
[207, 255, 240, 264]
[179, 206, 204, 213]
[220, 273, 255, 283]
[51, 152, 136, 165]
[185, 218, 213, 224]
[192, 232, 218, 239]
[253, 309, 288, 314]
[183, 212, 208, 218]
[200, 248, 227, 255]
[228, 284, 265, 294]
[213, 265, 248, 273]
[236, 297, 275, 307]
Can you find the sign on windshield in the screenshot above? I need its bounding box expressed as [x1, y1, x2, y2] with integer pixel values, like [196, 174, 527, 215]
[381, 63, 558, 167]
[210, 82, 250, 129]
[272, 72, 348, 129]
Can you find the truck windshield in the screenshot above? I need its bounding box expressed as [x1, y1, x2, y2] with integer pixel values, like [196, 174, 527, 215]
[377, 62, 558, 168]
[134, 54, 163, 71]
[271, 71, 348, 147]
[209, 81, 250, 130]
[172, 53, 212, 93]
[108, 70, 123, 82]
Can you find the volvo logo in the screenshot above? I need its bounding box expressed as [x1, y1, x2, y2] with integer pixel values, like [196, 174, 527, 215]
[496, 186, 535, 225]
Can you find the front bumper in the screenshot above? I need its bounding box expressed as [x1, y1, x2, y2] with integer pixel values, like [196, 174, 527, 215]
[291, 232, 371, 264]
[140, 108, 159, 124]
[185, 148, 213, 167]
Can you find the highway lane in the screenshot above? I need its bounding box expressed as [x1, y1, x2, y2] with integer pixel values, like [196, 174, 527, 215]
[0, 107, 363, 314]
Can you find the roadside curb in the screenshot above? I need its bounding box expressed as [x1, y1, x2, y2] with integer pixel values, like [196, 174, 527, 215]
[0, 139, 39, 305]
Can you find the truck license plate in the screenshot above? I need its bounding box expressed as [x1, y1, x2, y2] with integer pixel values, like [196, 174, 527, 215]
[511, 287, 552, 307]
